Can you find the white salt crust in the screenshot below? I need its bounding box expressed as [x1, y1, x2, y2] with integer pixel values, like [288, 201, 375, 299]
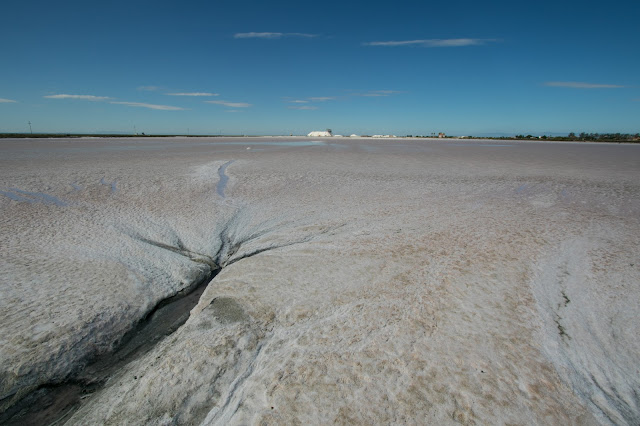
[1, 137, 638, 425]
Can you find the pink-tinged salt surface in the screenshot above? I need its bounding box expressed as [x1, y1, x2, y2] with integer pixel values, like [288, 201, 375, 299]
[1, 137, 638, 425]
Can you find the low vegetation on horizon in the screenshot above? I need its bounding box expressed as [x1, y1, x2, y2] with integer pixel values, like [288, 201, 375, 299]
[513, 132, 640, 142]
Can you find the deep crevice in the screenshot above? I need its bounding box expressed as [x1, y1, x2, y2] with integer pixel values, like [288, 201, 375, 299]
[0, 215, 341, 425]
[0, 265, 220, 426]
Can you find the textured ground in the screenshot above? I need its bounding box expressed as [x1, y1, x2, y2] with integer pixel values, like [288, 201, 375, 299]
[1, 137, 638, 425]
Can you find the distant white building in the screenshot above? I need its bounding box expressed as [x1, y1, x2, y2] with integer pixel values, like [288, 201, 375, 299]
[307, 129, 333, 137]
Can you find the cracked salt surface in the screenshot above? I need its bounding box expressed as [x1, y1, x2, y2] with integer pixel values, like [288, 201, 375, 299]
[1, 137, 639, 425]
[0, 267, 218, 425]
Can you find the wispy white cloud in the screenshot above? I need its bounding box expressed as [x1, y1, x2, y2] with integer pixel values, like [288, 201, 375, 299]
[365, 38, 497, 47]
[288, 100, 310, 103]
[288, 105, 318, 110]
[352, 90, 405, 97]
[308, 97, 335, 101]
[0, 98, 17, 103]
[110, 101, 185, 110]
[137, 86, 161, 91]
[543, 81, 625, 89]
[374, 90, 404, 95]
[234, 32, 317, 39]
[205, 100, 252, 108]
[166, 92, 219, 97]
[44, 94, 111, 101]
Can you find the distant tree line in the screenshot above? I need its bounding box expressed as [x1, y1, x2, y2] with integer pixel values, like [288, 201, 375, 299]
[515, 133, 640, 142]
[572, 132, 639, 142]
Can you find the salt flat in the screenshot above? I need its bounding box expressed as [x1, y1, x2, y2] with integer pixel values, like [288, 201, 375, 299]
[1, 137, 639, 425]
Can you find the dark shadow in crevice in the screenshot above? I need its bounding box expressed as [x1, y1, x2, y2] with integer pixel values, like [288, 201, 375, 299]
[0, 267, 219, 426]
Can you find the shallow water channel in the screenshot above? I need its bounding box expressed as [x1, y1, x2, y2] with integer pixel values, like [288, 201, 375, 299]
[216, 160, 234, 198]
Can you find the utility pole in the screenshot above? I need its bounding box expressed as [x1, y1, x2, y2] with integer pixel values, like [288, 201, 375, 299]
[28, 121, 32, 134]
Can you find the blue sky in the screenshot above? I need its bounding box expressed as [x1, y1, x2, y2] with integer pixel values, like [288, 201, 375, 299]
[1, 0, 638, 136]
